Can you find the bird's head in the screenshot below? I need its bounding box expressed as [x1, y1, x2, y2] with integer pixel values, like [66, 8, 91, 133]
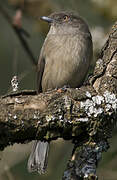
[40, 11, 90, 35]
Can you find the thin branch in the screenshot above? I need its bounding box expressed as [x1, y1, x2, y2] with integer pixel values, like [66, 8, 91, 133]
[0, 5, 37, 66]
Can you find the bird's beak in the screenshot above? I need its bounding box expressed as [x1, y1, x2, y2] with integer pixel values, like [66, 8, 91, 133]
[40, 16, 53, 23]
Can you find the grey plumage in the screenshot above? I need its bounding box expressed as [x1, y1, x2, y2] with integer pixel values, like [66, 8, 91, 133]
[28, 141, 49, 173]
[28, 11, 93, 174]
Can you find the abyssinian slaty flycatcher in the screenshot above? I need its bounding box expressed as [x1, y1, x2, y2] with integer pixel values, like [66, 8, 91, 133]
[28, 11, 93, 174]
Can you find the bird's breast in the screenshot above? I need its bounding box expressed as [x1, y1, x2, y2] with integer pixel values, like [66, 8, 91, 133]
[42, 34, 92, 92]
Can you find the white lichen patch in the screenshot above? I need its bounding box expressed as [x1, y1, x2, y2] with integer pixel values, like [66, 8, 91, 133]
[76, 118, 89, 122]
[81, 99, 95, 116]
[59, 115, 63, 120]
[104, 91, 117, 111]
[46, 115, 56, 122]
[81, 91, 117, 117]
[92, 95, 104, 105]
[105, 104, 111, 112]
[94, 108, 103, 117]
[84, 174, 88, 178]
[11, 76, 19, 92]
[13, 115, 17, 119]
[86, 91, 92, 98]
[104, 91, 117, 112]
[46, 115, 52, 122]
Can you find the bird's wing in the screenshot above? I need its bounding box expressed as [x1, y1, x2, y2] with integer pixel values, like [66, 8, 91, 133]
[37, 57, 45, 93]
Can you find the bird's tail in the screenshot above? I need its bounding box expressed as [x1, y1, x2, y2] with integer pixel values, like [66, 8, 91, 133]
[27, 140, 49, 174]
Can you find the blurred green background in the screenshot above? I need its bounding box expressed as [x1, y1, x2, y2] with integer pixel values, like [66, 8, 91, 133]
[0, 0, 117, 179]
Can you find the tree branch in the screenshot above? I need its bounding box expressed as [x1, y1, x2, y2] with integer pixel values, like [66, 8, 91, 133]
[0, 20, 117, 179]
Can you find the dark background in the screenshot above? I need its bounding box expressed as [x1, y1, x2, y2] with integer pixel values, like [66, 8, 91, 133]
[0, 0, 117, 179]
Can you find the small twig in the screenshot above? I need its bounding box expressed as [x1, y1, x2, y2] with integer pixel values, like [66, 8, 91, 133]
[13, 9, 30, 38]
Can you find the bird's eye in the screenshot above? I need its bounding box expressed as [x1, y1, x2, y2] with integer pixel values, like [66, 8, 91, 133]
[63, 15, 69, 21]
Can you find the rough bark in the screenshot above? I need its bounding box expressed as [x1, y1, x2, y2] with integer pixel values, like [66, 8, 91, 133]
[0, 21, 117, 179]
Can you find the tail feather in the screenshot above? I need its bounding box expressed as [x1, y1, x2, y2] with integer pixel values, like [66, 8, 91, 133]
[27, 140, 49, 174]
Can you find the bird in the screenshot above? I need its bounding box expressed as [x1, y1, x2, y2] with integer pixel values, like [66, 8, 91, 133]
[27, 11, 93, 174]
